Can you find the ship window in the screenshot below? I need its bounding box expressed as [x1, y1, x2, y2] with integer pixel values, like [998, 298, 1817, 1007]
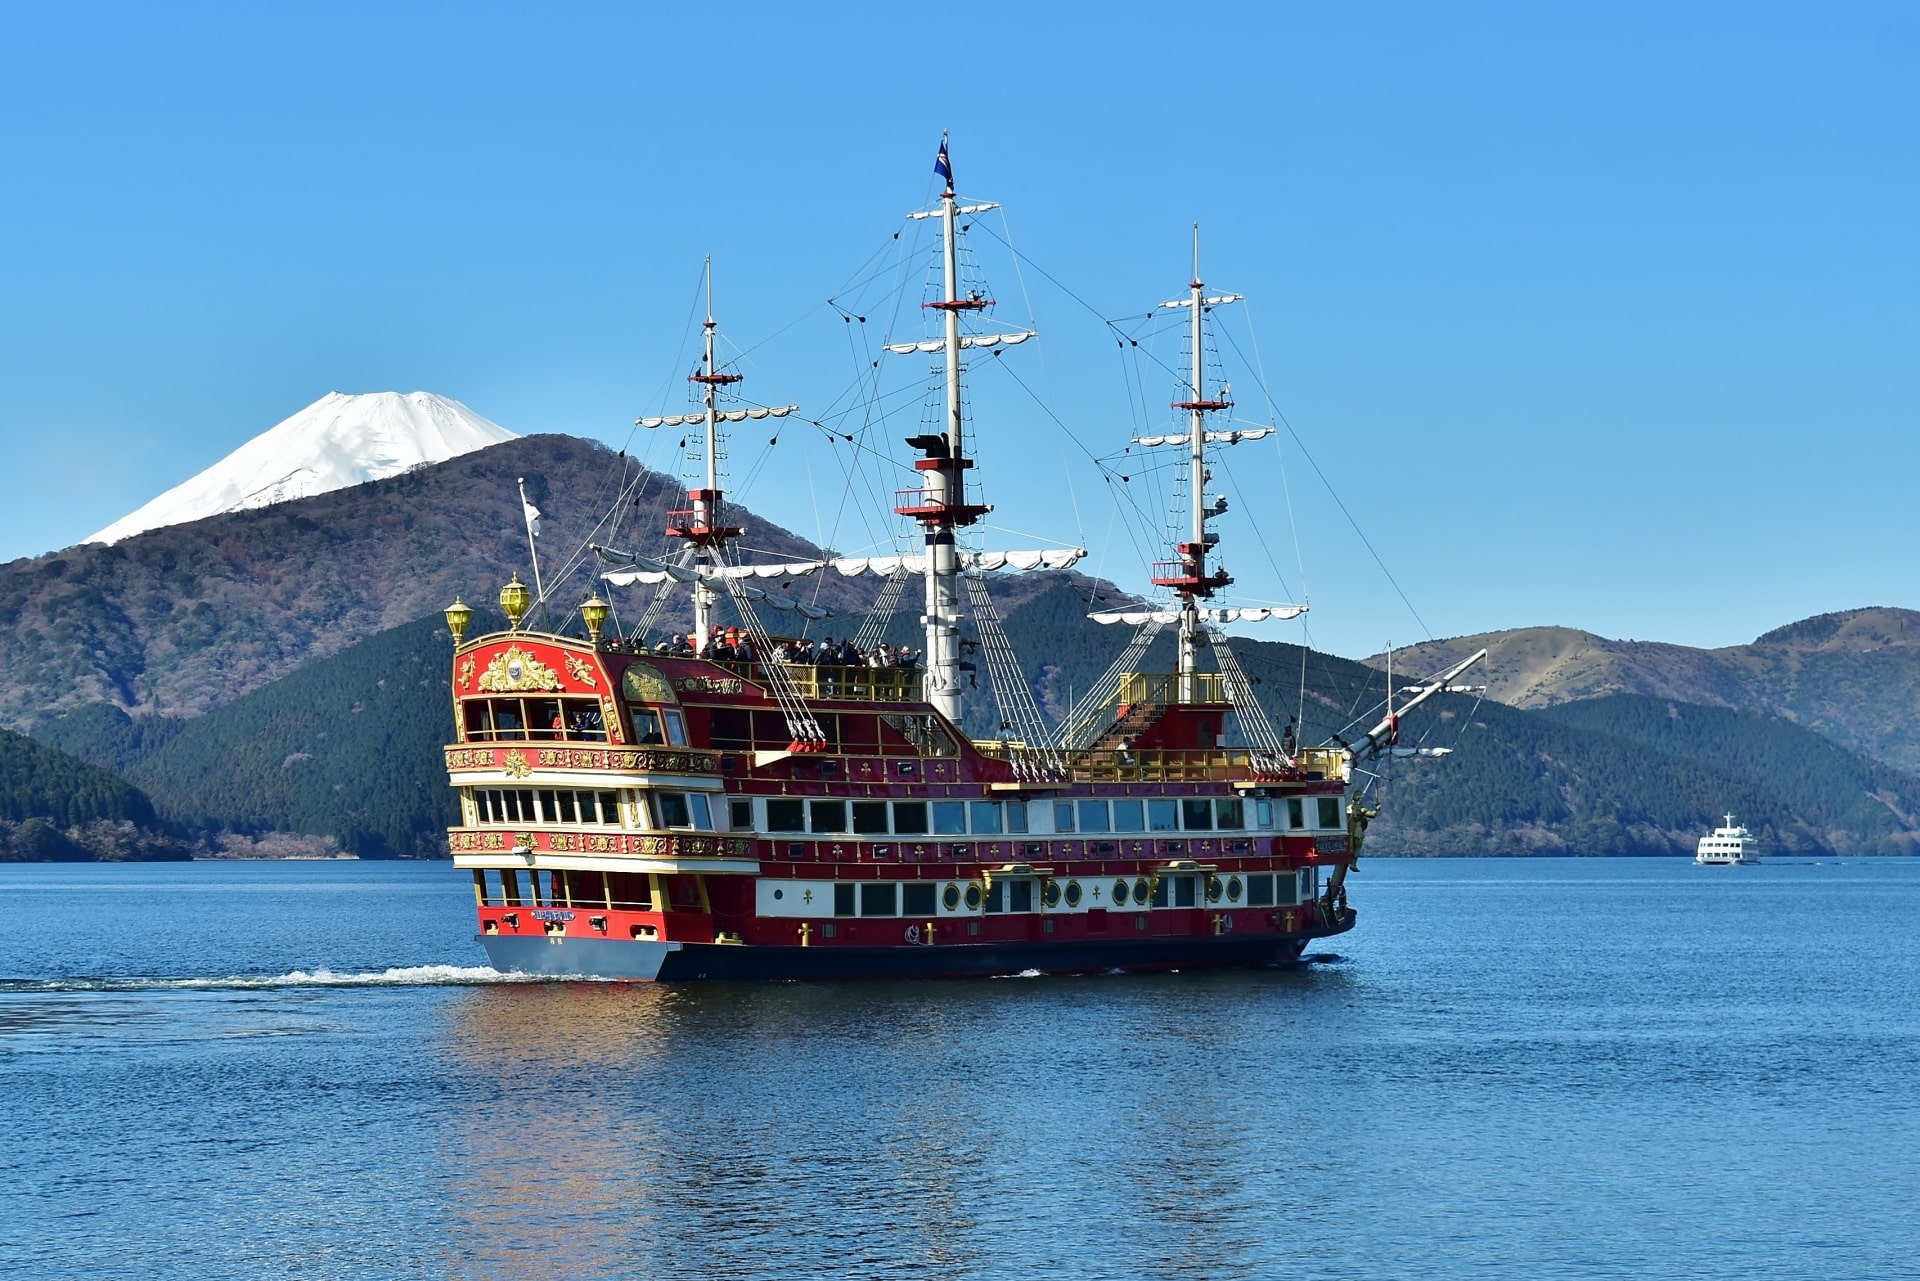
[970, 802, 1002, 834]
[984, 880, 1005, 913]
[932, 802, 967, 835]
[1145, 877, 1164, 907]
[1008, 880, 1033, 913]
[538, 790, 560, 823]
[575, 791, 597, 824]
[1255, 799, 1274, 829]
[1287, 798, 1305, 829]
[1247, 874, 1274, 906]
[1111, 799, 1144, 832]
[860, 883, 898, 916]
[556, 791, 578, 823]
[598, 791, 619, 825]
[653, 792, 691, 829]
[893, 802, 929, 835]
[1005, 800, 1028, 834]
[1148, 799, 1178, 832]
[1181, 799, 1213, 831]
[902, 883, 937, 916]
[632, 709, 665, 745]
[687, 793, 712, 829]
[1318, 797, 1342, 829]
[499, 789, 522, 823]
[1174, 876, 1196, 907]
[834, 883, 856, 916]
[1077, 800, 1110, 832]
[1216, 799, 1244, 830]
[663, 710, 688, 747]
[1053, 801, 1076, 833]
[1064, 880, 1082, 907]
[1292, 870, 1312, 905]
[1111, 878, 1129, 905]
[492, 703, 525, 740]
[810, 800, 848, 834]
[852, 802, 890, 835]
[767, 800, 806, 832]
[730, 799, 752, 830]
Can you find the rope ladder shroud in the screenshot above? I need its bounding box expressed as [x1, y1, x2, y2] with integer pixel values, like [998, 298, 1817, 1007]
[962, 572, 1063, 780]
[1058, 617, 1167, 750]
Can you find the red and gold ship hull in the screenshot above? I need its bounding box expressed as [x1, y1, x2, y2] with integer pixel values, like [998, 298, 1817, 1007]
[446, 633, 1361, 982]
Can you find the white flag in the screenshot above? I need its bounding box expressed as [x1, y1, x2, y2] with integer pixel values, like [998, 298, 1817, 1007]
[522, 499, 542, 537]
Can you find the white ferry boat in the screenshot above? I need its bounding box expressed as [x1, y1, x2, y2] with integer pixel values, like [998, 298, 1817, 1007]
[1696, 815, 1760, 865]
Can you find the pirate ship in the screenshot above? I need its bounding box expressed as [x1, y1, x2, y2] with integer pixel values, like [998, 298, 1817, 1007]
[441, 140, 1483, 979]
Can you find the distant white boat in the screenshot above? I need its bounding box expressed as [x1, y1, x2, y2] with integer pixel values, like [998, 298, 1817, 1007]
[1696, 814, 1761, 865]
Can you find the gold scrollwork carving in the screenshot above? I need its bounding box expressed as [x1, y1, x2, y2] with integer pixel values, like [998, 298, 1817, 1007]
[457, 655, 475, 691]
[565, 655, 599, 688]
[621, 662, 677, 705]
[477, 645, 562, 692]
[601, 694, 624, 743]
[503, 750, 531, 779]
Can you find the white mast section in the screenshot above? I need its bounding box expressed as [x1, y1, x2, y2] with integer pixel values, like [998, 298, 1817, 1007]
[635, 258, 798, 657]
[1152, 226, 1243, 703]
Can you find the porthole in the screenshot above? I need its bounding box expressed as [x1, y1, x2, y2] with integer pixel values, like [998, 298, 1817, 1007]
[1133, 877, 1151, 906]
[964, 881, 983, 911]
[1064, 880, 1083, 908]
[1206, 875, 1224, 903]
[1112, 878, 1130, 905]
[1041, 879, 1062, 908]
[942, 883, 961, 911]
[1226, 875, 1243, 903]
[773, 888, 785, 901]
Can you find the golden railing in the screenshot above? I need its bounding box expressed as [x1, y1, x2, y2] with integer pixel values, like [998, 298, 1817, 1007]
[1117, 672, 1228, 704]
[968, 742, 1351, 784]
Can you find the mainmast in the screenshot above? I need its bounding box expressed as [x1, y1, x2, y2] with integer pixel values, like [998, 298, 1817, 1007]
[897, 133, 992, 723]
[1153, 227, 1241, 702]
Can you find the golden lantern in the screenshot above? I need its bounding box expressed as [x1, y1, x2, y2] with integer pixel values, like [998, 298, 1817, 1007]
[499, 574, 532, 630]
[443, 596, 472, 645]
[580, 594, 610, 644]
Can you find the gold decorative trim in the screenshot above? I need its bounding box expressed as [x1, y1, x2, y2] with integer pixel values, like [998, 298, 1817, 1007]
[565, 655, 599, 688]
[502, 750, 532, 779]
[457, 655, 475, 691]
[621, 662, 678, 705]
[477, 646, 562, 693]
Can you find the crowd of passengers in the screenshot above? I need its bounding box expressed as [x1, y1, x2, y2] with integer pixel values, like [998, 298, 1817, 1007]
[602, 627, 920, 670]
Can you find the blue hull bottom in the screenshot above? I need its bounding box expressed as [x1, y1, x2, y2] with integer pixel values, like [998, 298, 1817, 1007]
[480, 917, 1352, 982]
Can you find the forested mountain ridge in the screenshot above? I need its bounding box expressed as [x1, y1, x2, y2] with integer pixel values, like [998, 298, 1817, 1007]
[1372, 608, 1920, 773]
[34, 584, 1920, 858]
[0, 726, 188, 861]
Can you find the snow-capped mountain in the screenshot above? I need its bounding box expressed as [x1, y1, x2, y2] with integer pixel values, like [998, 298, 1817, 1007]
[87, 391, 516, 545]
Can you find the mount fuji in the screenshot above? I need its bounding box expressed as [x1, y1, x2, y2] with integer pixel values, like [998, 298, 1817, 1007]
[86, 391, 516, 545]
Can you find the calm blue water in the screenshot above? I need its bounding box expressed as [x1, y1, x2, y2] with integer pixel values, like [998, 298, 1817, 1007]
[3, 857, 1917, 1280]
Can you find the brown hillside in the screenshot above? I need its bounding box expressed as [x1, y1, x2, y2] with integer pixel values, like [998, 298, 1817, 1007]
[0, 434, 1101, 730]
[1374, 608, 1920, 771]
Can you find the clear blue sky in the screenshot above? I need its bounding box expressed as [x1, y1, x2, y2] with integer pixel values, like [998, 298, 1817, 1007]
[2, 2, 1914, 660]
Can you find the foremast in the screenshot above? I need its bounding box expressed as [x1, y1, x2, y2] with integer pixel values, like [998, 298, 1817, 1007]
[641, 259, 799, 655]
[1153, 228, 1243, 704]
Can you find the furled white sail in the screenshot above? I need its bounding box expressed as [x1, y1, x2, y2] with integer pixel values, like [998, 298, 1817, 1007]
[637, 405, 798, 429]
[1088, 605, 1307, 625]
[1130, 427, 1274, 448]
[884, 331, 1035, 355]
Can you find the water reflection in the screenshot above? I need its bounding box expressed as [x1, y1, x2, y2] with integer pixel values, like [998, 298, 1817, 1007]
[432, 970, 1359, 1279]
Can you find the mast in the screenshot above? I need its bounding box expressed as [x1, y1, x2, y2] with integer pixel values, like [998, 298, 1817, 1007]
[1153, 226, 1240, 703]
[677, 258, 744, 654]
[898, 133, 991, 724]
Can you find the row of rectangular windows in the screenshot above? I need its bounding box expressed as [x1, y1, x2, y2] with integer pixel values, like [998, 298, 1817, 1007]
[761, 795, 1344, 837]
[830, 871, 1313, 918]
[471, 788, 624, 826]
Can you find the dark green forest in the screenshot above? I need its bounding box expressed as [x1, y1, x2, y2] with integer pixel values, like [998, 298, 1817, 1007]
[0, 726, 187, 861]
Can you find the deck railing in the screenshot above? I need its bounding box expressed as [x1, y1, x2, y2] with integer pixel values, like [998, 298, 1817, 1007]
[968, 742, 1350, 784]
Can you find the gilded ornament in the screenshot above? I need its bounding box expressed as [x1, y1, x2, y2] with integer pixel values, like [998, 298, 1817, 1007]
[477, 645, 562, 693]
[503, 750, 532, 779]
[621, 662, 677, 704]
[601, 695, 624, 743]
[457, 655, 475, 691]
[565, 655, 599, 688]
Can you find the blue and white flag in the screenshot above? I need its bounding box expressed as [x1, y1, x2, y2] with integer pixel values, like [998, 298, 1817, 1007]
[522, 498, 542, 537]
[934, 132, 951, 186]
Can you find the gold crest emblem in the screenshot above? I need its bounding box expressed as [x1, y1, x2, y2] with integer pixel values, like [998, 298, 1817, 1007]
[477, 645, 561, 692]
[503, 750, 532, 779]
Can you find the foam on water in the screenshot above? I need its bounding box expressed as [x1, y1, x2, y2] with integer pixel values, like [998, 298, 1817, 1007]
[0, 964, 609, 993]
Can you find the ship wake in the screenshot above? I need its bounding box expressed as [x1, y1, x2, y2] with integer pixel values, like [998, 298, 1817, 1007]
[0, 964, 612, 993]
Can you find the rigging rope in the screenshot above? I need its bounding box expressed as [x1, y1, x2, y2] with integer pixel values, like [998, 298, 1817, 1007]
[1208, 629, 1289, 771]
[721, 573, 828, 749]
[962, 573, 1064, 781]
[1057, 618, 1166, 750]
[853, 567, 913, 654]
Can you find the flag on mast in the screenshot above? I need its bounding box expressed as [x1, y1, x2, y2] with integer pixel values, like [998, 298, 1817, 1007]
[933, 132, 951, 187]
[522, 498, 542, 537]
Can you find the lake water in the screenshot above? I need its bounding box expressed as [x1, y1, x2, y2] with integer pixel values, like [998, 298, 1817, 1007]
[3, 857, 1916, 1280]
